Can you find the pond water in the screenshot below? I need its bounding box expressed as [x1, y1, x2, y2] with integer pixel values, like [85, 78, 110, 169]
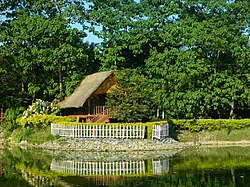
[0, 146, 250, 187]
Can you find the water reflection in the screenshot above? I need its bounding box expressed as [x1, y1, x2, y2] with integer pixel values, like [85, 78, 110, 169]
[51, 159, 169, 176]
[21, 171, 56, 187]
[1, 146, 250, 186]
[51, 160, 147, 175]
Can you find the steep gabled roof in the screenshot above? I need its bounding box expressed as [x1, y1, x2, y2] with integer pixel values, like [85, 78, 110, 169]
[58, 71, 114, 109]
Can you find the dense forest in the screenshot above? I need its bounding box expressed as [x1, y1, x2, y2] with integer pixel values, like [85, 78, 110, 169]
[1, 0, 250, 121]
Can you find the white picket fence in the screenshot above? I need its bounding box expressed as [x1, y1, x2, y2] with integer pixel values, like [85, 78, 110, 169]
[51, 160, 146, 175]
[51, 123, 145, 139]
[152, 124, 169, 139]
[152, 159, 169, 174]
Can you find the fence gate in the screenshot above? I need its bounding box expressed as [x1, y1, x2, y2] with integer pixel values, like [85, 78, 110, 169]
[152, 124, 169, 140]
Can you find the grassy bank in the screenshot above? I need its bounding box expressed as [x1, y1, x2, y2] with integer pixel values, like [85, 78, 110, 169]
[3, 126, 250, 147]
[1, 116, 250, 148]
[177, 127, 250, 144]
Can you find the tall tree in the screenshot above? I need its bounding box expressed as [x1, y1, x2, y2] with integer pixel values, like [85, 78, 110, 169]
[88, 0, 250, 119]
[145, 0, 250, 118]
[0, 0, 98, 109]
[106, 69, 155, 122]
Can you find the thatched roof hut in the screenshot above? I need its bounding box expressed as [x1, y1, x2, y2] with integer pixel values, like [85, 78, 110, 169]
[59, 71, 114, 109]
[58, 71, 115, 122]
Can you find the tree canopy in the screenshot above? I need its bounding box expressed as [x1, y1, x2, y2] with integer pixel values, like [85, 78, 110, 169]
[0, 0, 98, 108]
[1, 0, 250, 120]
[88, 0, 250, 120]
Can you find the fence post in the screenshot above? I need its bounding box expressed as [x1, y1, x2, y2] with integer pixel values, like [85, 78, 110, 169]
[51, 123, 53, 135]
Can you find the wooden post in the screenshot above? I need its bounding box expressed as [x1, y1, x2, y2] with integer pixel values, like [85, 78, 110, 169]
[88, 99, 91, 115]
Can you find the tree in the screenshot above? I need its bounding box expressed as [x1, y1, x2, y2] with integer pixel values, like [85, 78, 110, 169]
[0, 0, 98, 109]
[87, 0, 156, 70]
[106, 69, 156, 122]
[89, 0, 250, 119]
[146, 0, 250, 118]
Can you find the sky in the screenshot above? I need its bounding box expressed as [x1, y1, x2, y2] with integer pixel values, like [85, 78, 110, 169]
[84, 30, 103, 44]
[71, 23, 103, 44]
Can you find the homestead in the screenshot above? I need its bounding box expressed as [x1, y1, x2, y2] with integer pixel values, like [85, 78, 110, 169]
[58, 71, 115, 123]
[56, 70, 170, 140]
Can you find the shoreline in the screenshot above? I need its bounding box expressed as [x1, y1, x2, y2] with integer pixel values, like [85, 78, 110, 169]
[3, 137, 250, 153]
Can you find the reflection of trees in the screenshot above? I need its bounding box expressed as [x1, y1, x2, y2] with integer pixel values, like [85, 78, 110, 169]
[0, 149, 32, 186]
[170, 147, 250, 187]
[20, 170, 57, 187]
[0, 148, 59, 186]
[0, 161, 2, 177]
[1, 147, 250, 187]
[172, 147, 250, 171]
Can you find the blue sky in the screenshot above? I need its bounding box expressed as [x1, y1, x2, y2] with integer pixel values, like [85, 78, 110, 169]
[71, 22, 103, 44]
[84, 30, 103, 44]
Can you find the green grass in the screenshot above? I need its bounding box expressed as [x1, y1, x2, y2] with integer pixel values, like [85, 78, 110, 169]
[9, 127, 58, 144]
[177, 127, 250, 142]
[26, 128, 58, 144]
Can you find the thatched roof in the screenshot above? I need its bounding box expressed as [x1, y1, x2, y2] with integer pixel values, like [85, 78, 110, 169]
[58, 71, 114, 109]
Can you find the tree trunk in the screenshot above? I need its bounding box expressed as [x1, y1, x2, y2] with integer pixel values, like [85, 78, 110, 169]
[229, 100, 235, 119]
[229, 84, 236, 119]
[231, 168, 236, 187]
[59, 67, 63, 96]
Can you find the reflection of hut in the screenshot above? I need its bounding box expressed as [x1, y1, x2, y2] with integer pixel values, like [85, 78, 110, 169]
[58, 71, 115, 123]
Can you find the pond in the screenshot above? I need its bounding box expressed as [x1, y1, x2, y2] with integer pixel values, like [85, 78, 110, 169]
[0, 146, 250, 187]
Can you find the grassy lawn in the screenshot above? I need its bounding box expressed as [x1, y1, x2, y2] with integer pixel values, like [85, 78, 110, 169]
[10, 127, 58, 144]
[177, 127, 250, 143]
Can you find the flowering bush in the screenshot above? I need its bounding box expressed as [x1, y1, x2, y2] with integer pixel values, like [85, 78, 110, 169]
[22, 99, 60, 119]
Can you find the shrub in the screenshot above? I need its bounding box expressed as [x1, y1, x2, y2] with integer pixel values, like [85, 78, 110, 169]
[11, 127, 33, 143]
[170, 119, 250, 132]
[3, 107, 25, 138]
[21, 99, 60, 119]
[16, 115, 75, 129]
[26, 128, 58, 144]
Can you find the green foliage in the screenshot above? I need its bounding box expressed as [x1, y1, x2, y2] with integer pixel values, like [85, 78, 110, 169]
[0, 0, 98, 109]
[88, 0, 250, 119]
[3, 107, 25, 138]
[16, 115, 75, 129]
[12, 127, 32, 143]
[178, 127, 250, 143]
[1, 0, 250, 120]
[171, 119, 250, 132]
[4, 107, 24, 126]
[106, 69, 156, 122]
[26, 128, 58, 144]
